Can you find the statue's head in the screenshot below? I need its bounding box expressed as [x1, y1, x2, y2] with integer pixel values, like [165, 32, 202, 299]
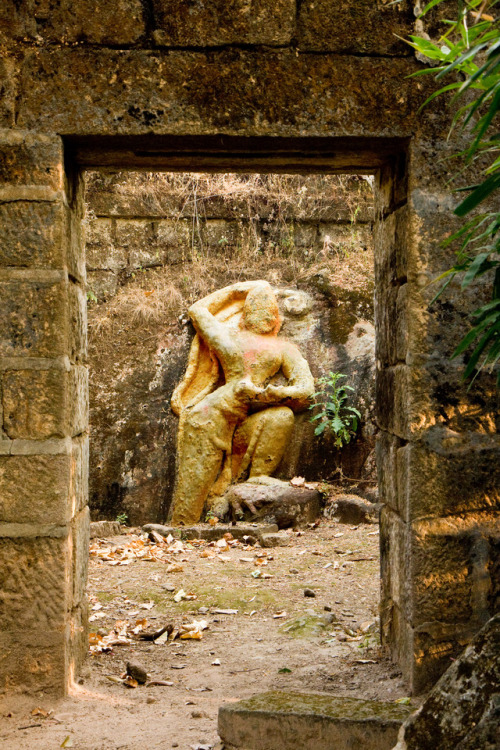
[242, 283, 281, 335]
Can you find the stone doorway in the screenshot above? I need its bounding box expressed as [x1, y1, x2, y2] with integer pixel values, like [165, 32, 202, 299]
[2, 133, 497, 704]
[76, 135, 415, 692]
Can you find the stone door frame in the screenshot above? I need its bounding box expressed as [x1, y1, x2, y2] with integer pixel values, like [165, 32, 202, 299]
[75, 133, 409, 684]
[4, 129, 492, 698]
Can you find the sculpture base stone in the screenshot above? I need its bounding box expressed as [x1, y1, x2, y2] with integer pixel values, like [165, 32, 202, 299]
[225, 483, 322, 529]
[218, 691, 411, 750]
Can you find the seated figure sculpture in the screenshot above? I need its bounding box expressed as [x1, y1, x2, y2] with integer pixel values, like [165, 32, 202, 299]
[169, 280, 314, 525]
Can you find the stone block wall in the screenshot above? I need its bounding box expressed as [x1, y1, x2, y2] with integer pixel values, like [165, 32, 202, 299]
[0, 130, 88, 695]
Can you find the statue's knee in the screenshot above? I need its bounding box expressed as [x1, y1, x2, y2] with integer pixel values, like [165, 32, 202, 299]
[269, 406, 294, 429]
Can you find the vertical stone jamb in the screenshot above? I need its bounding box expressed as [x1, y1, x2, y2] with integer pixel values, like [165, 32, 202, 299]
[0, 130, 89, 695]
[376, 140, 500, 693]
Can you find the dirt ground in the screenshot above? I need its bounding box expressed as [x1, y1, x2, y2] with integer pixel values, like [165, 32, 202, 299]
[0, 520, 413, 750]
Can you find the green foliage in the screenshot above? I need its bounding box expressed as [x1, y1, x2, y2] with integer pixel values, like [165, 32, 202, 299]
[87, 289, 98, 303]
[405, 0, 500, 386]
[115, 512, 129, 525]
[309, 372, 361, 448]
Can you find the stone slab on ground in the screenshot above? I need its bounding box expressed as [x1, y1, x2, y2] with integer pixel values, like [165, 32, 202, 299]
[89, 521, 123, 539]
[395, 613, 500, 750]
[260, 531, 290, 548]
[142, 522, 279, 543]
[332, 494, 379, 524]
[225, 483, 321, 528]
[218, 691, 411, 750]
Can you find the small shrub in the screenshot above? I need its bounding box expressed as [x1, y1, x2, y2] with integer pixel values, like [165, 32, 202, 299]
[309, 372, 360, 448]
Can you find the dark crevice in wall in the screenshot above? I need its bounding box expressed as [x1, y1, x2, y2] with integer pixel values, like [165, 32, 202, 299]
[138, 0, 157, 41]
[8, 40, 415, 59]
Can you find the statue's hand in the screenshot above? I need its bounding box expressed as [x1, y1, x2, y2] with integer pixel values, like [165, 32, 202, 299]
[259, 384, 288, 402]
[234, 379, 264, 399]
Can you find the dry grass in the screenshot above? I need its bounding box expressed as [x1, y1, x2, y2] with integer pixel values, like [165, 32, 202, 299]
[87, 172, 374, 339]
[89, 245, 374, 340]
[109, 172, 372, 220]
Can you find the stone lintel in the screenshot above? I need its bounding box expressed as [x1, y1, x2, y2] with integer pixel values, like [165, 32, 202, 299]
[17, 49, 445, 140]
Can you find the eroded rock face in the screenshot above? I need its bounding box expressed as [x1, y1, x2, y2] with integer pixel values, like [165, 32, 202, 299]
[394, 614, 500, 750]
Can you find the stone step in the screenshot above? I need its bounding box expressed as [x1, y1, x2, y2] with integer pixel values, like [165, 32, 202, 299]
[142, 522, 278, 543]
[218, 691, 411, 750]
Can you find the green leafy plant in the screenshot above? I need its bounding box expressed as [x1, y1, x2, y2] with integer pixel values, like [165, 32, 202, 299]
[404, 0, 500, 385]
[115, 512, 128, 525]
[309, 372, 361, 447]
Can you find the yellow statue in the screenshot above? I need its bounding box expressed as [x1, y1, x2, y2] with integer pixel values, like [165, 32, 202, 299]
[170, 281, 314, 525]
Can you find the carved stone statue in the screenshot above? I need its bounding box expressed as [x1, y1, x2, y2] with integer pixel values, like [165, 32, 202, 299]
[170, 281, 314, 525]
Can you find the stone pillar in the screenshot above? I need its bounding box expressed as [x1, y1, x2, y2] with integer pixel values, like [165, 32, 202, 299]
[375, 141, 500, 693]
[0, 130, 89, 695]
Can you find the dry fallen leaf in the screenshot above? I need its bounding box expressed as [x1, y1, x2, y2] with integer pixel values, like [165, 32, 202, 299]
[290, 476, 305, 487]
[166, 563, 184, 573]
[31, 708, 50, 718]
[123, 675, 139, 688]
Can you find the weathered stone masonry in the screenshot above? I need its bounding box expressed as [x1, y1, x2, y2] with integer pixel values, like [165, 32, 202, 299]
[0, 131, 88, 693]
[0, 0, 498, 695]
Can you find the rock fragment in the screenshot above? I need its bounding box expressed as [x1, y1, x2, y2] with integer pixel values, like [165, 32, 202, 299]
[260, 531, 290, 548]
[126, 661, 148, 685]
